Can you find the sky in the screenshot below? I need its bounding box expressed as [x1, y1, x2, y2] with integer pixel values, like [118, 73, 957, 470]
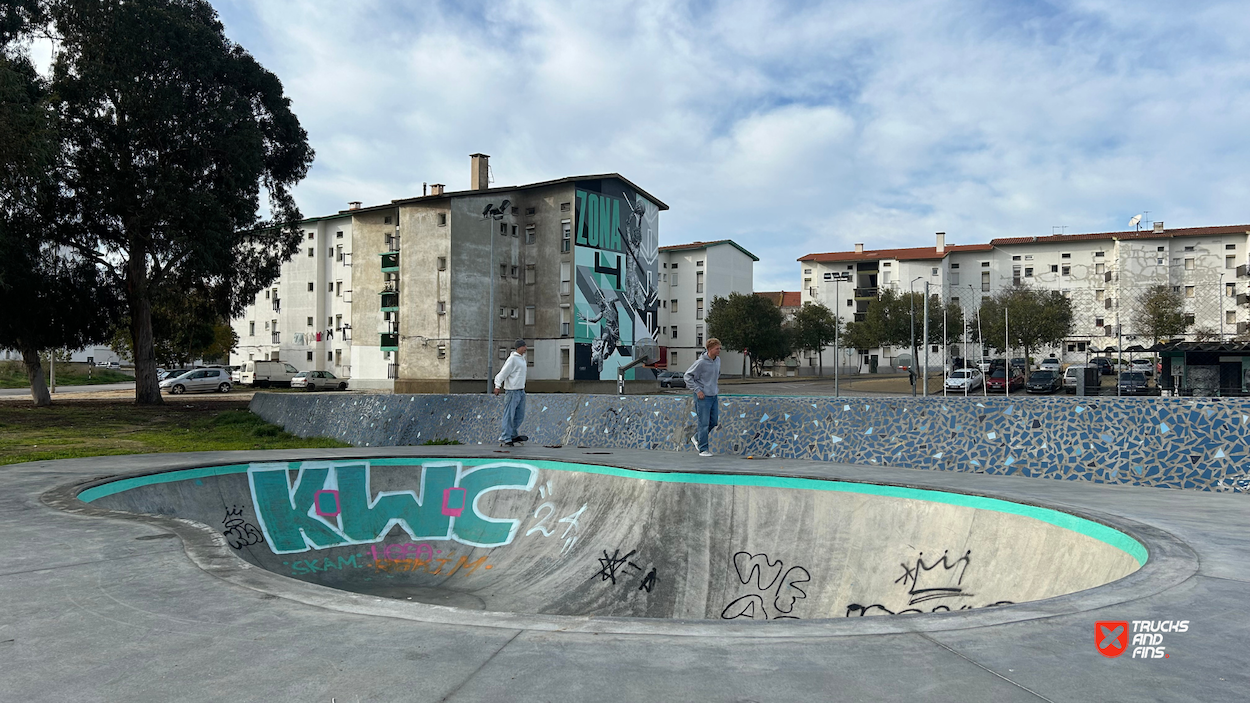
[200, 0, 1250, 290]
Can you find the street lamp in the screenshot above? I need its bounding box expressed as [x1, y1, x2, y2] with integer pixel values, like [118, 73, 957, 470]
[910, 276, 924, 397]
[832, 272, 852, 396]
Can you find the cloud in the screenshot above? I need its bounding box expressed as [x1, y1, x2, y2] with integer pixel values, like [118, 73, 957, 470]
[213, 0, 1250, 290]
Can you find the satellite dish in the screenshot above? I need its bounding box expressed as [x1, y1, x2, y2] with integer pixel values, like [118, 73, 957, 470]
[1128, 214, 1142, 229]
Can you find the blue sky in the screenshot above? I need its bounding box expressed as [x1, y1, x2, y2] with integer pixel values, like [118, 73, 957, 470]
[207, 0, 1250, 290]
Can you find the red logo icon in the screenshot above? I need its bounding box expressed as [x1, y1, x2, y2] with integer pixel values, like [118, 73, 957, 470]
[1096, 621, 1129, 658]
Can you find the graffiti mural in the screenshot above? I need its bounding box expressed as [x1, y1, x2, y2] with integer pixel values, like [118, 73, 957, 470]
[573, 181, 660, 380]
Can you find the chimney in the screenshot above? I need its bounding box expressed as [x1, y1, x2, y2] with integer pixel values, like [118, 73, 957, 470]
[348, 201, 361, 211]
[470, 153, 490, 191]
[935, 232, 946, 254]
[429, 183, 445, 196]
[1153, 221, 1164, 233]
[854, 243, 864, 254]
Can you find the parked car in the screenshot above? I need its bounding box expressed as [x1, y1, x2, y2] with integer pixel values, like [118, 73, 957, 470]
[895, 354, 913, 371]
[290, 370, 348, 391]
[985, 368, 1024, 393]
[159, 368, 232, 394]
[1025, 370, 1062, 394]
[944, 368, 983, 392]
[657, 370, 686, 388]
[1090, 357, 1114, 375]
[241, 360, 301, 387]
[161, 368, 191, 381]
[1129, 358, 1155, 377]
[1118, 371, 1154, 396]
[1039, 357, 1061, 372]
[1063, 364, 1094, 393]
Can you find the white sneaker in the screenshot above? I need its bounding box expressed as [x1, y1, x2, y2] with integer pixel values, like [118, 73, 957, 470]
[691, 437, 700, 451]
[699, 451, 714, 457]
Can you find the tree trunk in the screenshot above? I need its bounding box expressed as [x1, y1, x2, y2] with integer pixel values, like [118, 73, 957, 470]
[20, 343, 51, 407]
[818, 349, 823, 377]
[127, 238, 164, 405]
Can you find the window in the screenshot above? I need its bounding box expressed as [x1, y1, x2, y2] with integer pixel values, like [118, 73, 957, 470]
[307, 282, 314, 292]
[1077, 342, 1086, 352]
[500, 263, 507, 279]
[525, 306, 535, 325]
[1184, 313, 1195, 325]
[1227, 311, 1236, 325]
[981, 261, 990, 267]
[804, 268, 813, 275]
[1095, 263, 1105, 275]
[672, 273, 679, 286]
[824, 272, 832, 281]
[307, 232, 314, 240]
[437, 344, 447, 359]
[1157, 246, 1165, 251]
[265, 289, 270, 299]
[248, 321, 255, 336]
[696, 327, 704, 346]
[511, 225, 518, 238]
[526, 349, 535, 367]
[437, 256, 446, 271]
[672, 263, 679, 270]
[1050, 265, 1058, 273]
[931, 267, 938, 276]
[510, 265, 519, 278]
[951, 296, 960, 305]
[1185, 258, 1195, 270]
[499, 347, 509, 360]
[981, 272, 990, 291]
[336, 281, 342, 297]
[560, 262, 572, 295]
[671, 326, 678, 340]
[1024, 267, 1033, 277]
[499, 307, 506, 318]
[882, 262, 892, 267]
[437, 301, 446, 315]
[307, 316, 314, 327]
[1095, 317, 1104, 327]
[526, 225, 536, 244]
[1185, 286, 1195, 298]
[1095, 251, 1105, 258]
[561, 309, 570, 336]
[328, 248, 333, 258]
[1024, 255, 1033, 261]
[1227, 244, 1237, 250]
[846, 299, 853, 307]
[1062, 266, 1070, 276]
[509, 307, 518, 319]
[670, 299, 678, 313]
[883, 271, 893, 284]
[438, 213, 447, 226]
[525, 207, 536, 216]
[500, 222, 507, 236]
[696, 272, 704, 293]
[384, 215, 392, 224]
[696, 298, 704, 319]
[1228, 256, 1236, 269]
[949, 272, 958, 285]
[561, 221, 571, 252]
[1184, 245, 1194, 252]
[1227, 283, 1236, 297]
[308, 248, 314, 257]
[804, 278, 811, 286]
[328, 316, 333, 327]
[561, 202, 571, 211]
[327, 351, 333, 361]
[1096, 290, 1105, 302]
[336, 231, 344, 239]
[670, 351, 677, 366]
[336, 245, 343, 261]
[1012, 255, 1021, 261]
[525, 264, 536, 284]
[1061, 253, 1071, 259]
[335, 315, 342, 330]
[1012, 265, 1021, 281]
[306, 351, 313, 361]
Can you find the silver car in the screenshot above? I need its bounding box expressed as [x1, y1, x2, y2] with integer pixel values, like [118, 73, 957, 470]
[160, 368, 232, 394]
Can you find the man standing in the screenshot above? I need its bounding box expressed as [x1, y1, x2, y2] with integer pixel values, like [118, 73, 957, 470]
[684, 338, 722, 457]
[494, 339, 528, 447]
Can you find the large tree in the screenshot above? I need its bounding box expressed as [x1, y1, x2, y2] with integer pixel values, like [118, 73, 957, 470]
[791, 301, 839, 376]
[0, 12, 119, 406]
[1132, 285, 1188, 344]
[978, 286, 1073, 371]
[46, 0, 313, 403]
[706, 292, 791, 376]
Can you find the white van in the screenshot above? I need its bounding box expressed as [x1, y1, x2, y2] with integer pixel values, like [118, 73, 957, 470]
[241, 360, 301, 387]
[1063, 364, 1093, 393]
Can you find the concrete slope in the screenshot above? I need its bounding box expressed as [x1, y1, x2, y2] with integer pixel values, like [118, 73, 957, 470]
[82, 457, 1142, 620]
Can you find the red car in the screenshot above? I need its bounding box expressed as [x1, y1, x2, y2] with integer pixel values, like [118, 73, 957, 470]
[985, 368, 1024, 392]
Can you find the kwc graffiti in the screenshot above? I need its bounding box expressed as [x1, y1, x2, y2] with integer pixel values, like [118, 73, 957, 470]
[248, 460, 537, 554]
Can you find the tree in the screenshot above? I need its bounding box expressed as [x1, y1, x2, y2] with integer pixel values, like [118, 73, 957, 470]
[706, 292, 791, 376]
[0, 17, 120, 406]
[791, 302, 839, 375]
[45, 0, 313, 404]
[1132, 285, 1188, 344]
[978, 286, 1073, 371]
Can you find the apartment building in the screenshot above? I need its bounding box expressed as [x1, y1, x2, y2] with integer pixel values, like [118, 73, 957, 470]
[799, 223, 1250, 371]
[657, 240, 757, 374]
[231, 155, 668, 392]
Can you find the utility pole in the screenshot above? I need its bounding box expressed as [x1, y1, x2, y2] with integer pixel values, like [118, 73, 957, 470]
[486, 223, 497, 393]
[50, 352, 56, 394]
[942, 287, 948, 397]
[923, 280, 930, 397]
[1220, 273, 1225, 341]
[1004, 305, 1010, 399]
[910, 277, 923, 397]
[834, 273, 849, 397]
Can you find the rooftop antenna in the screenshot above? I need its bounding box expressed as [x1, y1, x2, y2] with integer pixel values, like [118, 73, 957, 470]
[1128, 214, 1142, 230]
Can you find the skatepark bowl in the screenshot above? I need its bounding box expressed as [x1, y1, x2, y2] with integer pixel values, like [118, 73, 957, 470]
[75, 457, 1145, 622]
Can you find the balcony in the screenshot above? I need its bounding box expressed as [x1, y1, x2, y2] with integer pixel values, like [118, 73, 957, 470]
[1238, 293, 1250, 306]
[380, 252, 399, 272]
[853, 287, 878, 298]
[380, 291, 399, 311]
[1238, 264, 1248, 279]
[380, 333, 398, 351]
[1239, 322, 1250, 335]
[271, 332, 280, 344]
[272, 298, 280, 313]
[853, 313, 867, 322]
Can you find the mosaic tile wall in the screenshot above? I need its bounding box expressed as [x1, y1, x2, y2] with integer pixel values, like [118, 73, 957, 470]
[250, 393, 1250, 493]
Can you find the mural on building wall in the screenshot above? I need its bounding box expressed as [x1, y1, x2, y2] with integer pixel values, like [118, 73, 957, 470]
[573, 181, 660, 380]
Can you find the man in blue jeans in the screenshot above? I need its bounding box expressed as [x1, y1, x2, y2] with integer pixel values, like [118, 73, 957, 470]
[684, 338, 722, 457]
[493, 339, 528, 446]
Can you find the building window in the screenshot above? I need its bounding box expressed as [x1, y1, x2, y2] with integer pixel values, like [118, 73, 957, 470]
[1185, 258, 1195, 270]
[437, 344, 447, 359]
[437, 301, 446, 315]
[500, 222, 507, 237]
[526, 207, 536, 216]
[336, 231, 343, 239]
[1095, 263, 1105, 275]
[1227, 255, 1236, 269]
[561, 309, 570, 336]
[881, 261, 891, 268]
[981, 272, 990, 291]
[560, 262, 571, 295]
[327, 351, 333, 361]
[696, 327, 704, 346]
[1061, 253, 1071, 259]
[1184, 313, 1195, 325]
[1050, 265, 1058, 273]
[561, 221, 571, 252]
[981, 261, 990, 268]
[306, 316, 314, 327]
[561, 202, 571, 212]
[526, 348, 535, 367]
[265, 289, 270, 299]
[671, 327, 678, 340]
[336, 245, 343, 261]
[1095, 317, 1104, 327]
[1185, 286, 1195, 298]
[525, 264, 536, 284]
[307, 247, 314, 257]
[526, 225, 536, 244]
[499, 307, 506, 318]
[670, 299, 678, 313]
[510, 265, 519, 278]
[931, 267, 938, 276]
[1062, 266, 1070, 276]
[438, 213, 447, 226]
[696, 298, 704, 319]
[1012, 255, 1021, 261]
[1024, 267, 1033, 278]
[1095, 290, 1105, 302]
[696, 272, 704, 293]
[499, 346, 509, 360]
[1227, 283, 1236, 297]
[1012, 265, 1021, 282]
[511, 225, 518, 238]
[248, 321, 255, 336]
[824, 272, 833, 281]
[306, 351, 313, 361]
[1095, 251, 1104, 258]
[671, 351, 677, 366]
[500, 263, 507, 279]
[1184, 246, 1194, 252]
[525, 306, 535, 325]
[696, 260, 704, 267]
[335, 315, 342, 330]
[437, 256, 446, 271]
[804, 268, 811, 274]
[672, 263, 679, 270]
[1226, 243, 1237, 250]
[336, 280, 342, 296]
[509, 307, 517, 319]
[949, 272, 958, 285]
[1227, 310, 1237, 325]
[327, 247, 333, 258]
[1024, 255, 1033, 261]
[307, 232, 314, 240]
[307, 282, 314, 292]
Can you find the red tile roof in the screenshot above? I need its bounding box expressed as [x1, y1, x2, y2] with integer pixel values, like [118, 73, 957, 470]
[755, 291, 802, 308]
[659, 239, 759, 261]
[798, 225, 1250, 262]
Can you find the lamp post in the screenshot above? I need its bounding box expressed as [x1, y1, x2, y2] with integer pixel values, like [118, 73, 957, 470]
[1220, 273, 1225, 341]
[923, 280, 931, 397]
[910, 276, 924, 397]
[486, 224, 497, 393]
[1004, 304, 1010, 398]
[833, 272, 851, 397]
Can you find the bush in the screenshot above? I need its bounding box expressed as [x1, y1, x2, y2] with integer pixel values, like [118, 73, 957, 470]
[420, 438, 462, 445]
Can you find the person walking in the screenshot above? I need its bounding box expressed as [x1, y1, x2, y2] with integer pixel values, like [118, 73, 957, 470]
[494, 339, 528, 447]
[684, 338, 722, 457]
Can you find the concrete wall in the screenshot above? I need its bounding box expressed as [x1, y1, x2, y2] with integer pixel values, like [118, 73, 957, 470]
[349, 209, 397, 388]
[251, 393, 1250, 492]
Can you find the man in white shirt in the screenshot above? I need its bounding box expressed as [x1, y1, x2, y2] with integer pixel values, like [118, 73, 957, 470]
[493, 339, 528, 446]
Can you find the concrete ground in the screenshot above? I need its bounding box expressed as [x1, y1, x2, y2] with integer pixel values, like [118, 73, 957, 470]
[3, 445, 1245, 701]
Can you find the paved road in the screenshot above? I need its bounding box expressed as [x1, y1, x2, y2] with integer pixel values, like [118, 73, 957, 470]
[0, 382, 135, 396]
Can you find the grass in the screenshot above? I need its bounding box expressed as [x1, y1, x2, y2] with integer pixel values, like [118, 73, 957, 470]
[0, 399, 349, 466]
[0, 361, 134, 389]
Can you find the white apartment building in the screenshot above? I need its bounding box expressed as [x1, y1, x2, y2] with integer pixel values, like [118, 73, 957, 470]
[657, 240, 757, 375]
[800, 223, 1250, 371]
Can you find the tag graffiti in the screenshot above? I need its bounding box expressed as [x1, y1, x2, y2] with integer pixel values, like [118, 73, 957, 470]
[247, 460, 537, 555]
